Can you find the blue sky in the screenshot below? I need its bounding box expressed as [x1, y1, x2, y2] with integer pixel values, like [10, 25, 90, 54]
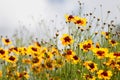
[0, 0, 120, 37]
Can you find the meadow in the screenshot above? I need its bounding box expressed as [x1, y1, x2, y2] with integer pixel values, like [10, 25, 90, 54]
[0, 2, 120, 80]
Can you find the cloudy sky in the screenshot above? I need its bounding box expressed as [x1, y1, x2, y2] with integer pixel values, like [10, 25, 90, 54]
[0, 0, 120, 37]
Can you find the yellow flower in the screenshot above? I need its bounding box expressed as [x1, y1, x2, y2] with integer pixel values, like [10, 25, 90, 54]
[0, 48, 8, 59]
[101, 31, 110, 39]
[104, 59, 116, 69]
[45, 59, 55, 70]
[65, 14, 74, 22]
[55, 59, 64, 68]
[92, 48, 108, 59]
[22, 59, 31, 64]
[83, 61, 98, 72]
[31, 57, 41, 65]
[6, 55, 18, 63]
[0, 71, 2, 78]
[108, 52, 120, 59]
[64, 49, 75, 62]
[34, 41, 41, 48]
[95, 42, 100, 48]
[79, 40, 94, 52]
[74, 16, 87, 27]
[109, 39, 118, 46]
[97, 70, 112, 80]
[83, 74, 96, 80]
[9, 46, 19, 54]
[31, 64, 41, 74]
[2, 38, 12, 45]
[71, 55, 80, 64]
[60, 34, 74, 46]
[17, 71, 29, 79]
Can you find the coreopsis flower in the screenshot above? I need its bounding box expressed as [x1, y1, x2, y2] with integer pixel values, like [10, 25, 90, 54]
[0, 71, 2, 78]
[28, 45, 39, 54]
[97, 70, 112, 80]
[31, 64, 41, 74]
[71, 55, 80, 64]
[74, 16, 87, 27]
[45, 59, 55, 70]
[104, 59, 116, 69]
[17, 71, 29, 79]
[34, 41, 41, 48]
[18, 47, 28, 55]
[109, 39, 118, 46]
[6, 55, 18, 63]
[115, 60, 120, 70]
[22, 59, 31, 64]
[101, 31, 110, 39]
[79, 40, 94, 52]
[31, 57, 41, 65]
[92, 48, 108, 59]
[83, 61, 98, 72]
[65, 14, 74, 22]
[55, 59, 64, 68]
[107, 52, 120, 59]
[2, 38, 12, 45]
[0, 48, 8, 59]
[8, 46, 19, 54]
[60, 34, 74, 46]
[95, 42, 100, 48]
[64, 49, 75, 62]
[83, 74, 96, 80]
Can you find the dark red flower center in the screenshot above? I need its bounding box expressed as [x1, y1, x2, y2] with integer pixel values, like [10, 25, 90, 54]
[97, 51, 105, 56]
[9, 56, 15, 61]
[101, 71, 108, 76]
[0, 49, 5, 55]
[64, 36, 71, 42]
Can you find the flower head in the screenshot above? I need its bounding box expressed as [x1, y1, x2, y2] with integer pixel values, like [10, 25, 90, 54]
[60, 34, 74, 46]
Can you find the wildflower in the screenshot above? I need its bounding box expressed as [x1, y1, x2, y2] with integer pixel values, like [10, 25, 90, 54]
[83, 61, 98, 72]
[2, 38, 12, 45]
[60, 34, 74, 46]
[64, 49, 75, 62]
[34, 41, 41, 48]
[0, 48, 8, 59]
[9, 46, 19, 54]
[83, 74, 96, 80]
[109, 39, 118, 46]
[55, 59, 64, 68]
[79, 40, 93, 52]
[104, 59, 116, 69]
[17, 71, 29, 79]
[22, 59, 31, 64]
[115, 60, 120, 70]
[107, 52, 120, 59]
[72, 55, 80, 64]
[31, 64, 41, 74]
[6, 55, 17, 63]
[65, 14, 74, 22]
[95, 42, 100, 48]
[92, 48, 108, 59]
[28, 45, 39, 54]
[0, 71, 2, 78]
[97, 70, 112, 80]
[18, 47, 27, 55]
[31, 57, 41, 65]
[45, 59, 55, 70]
[74, 16, 87, 27]
[101, 32, 110, 39]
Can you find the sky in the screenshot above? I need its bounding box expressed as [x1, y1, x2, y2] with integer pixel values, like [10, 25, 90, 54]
[0, 0, 120, 38]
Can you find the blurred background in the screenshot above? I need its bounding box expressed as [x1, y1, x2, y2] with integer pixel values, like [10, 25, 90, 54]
[0, 0, 120, 38]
